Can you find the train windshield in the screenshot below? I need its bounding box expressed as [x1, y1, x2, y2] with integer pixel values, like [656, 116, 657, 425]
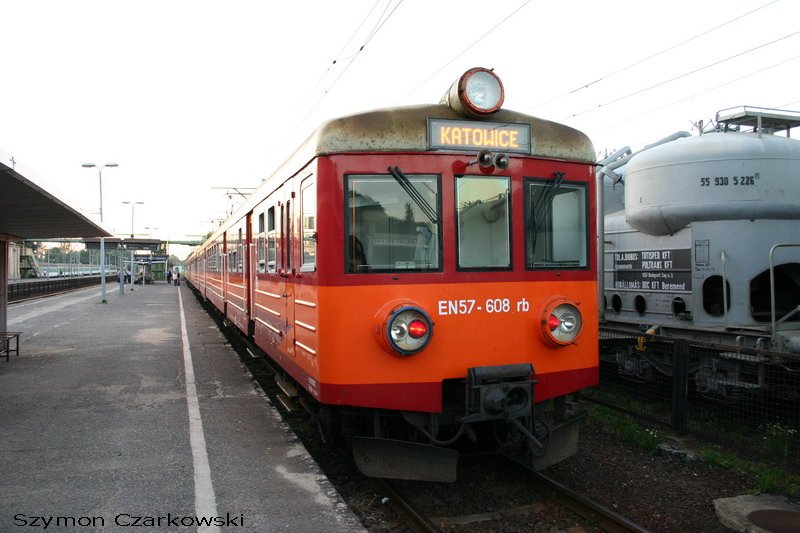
[456, 176, 511, 269]
[346, 173, 441, 273]
[525, 178, 588, 269]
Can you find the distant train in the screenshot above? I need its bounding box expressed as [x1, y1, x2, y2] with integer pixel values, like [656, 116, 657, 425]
[599, 106, 800, 398]
[185, 68, 599, 481]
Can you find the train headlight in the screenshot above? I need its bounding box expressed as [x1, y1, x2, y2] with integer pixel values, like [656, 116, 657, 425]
[375, 303, 434, 356]
[443, 67, 505, 118]
[540, 299, 583, 346]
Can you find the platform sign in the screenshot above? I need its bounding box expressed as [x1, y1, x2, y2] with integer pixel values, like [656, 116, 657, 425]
[125, 242, 161, 252]
[428, 119, 531, 154]
[85, 239, 161, 252]
[139, 256, 167, 263]
[611, 248, 692, 292]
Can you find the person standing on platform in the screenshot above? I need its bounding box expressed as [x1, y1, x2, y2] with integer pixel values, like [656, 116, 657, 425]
[174, 270, 180, 286]
[166, 269, 172, 285]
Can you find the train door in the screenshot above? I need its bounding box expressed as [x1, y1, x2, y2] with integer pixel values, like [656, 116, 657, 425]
[280, 183, 296, 359]
[245, 211, 254, 336]
[248, 211, 258, 337]
[294, 175, 318, 366]
[222, 232, 228, 315]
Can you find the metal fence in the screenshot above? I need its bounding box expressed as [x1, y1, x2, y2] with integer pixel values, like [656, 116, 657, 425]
[582, 327, 800, 471]
[8, 275, 113, 302]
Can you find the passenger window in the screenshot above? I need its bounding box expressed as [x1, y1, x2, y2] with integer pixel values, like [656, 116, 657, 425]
[525, 178, 588, 269]
[257, 213, 266, 273]
[238, 227, 243, 272]
[301, 179, 316, 270]
[345, 173, 440, 273]
[267, 206, 276, 273]
[456, 176, 510, 269]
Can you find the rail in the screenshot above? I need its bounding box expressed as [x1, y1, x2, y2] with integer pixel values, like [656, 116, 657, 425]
[372, 461, 650, 533]
[531, 471, 650, 533]
[503, 455, 650, 533]
[370, 478, 441, 533]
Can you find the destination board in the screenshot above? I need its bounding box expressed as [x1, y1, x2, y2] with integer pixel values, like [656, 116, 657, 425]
[428, 119, 531, 154]
[611, 248, 692, 292]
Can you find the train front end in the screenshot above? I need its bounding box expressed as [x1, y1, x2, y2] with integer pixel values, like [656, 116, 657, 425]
[310, 69, 599, 480]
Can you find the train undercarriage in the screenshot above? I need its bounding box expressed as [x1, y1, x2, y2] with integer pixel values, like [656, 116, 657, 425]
[600, 327, 800, 403]
[281, 362, 584, 482]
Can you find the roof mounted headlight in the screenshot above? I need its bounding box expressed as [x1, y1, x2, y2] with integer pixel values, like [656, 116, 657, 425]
[442, 67, 505, 118]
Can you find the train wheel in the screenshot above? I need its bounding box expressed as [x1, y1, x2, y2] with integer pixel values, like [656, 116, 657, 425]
[315, 405, 340, 445]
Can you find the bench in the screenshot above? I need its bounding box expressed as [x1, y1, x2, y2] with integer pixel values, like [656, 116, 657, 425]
[1, 332, 20, 362]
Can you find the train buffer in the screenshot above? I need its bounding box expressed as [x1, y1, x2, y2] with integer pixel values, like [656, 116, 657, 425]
[0, 331, 20, 362]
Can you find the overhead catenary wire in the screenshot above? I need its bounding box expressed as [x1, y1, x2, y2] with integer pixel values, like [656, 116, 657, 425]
[530, 0, 781, 112]
[564, 29, 800, 121]
[592, 53, 800, 134]
[290, 0, 404, 138]
[297, 0, 383, 108]
[395, 0, 533, 105]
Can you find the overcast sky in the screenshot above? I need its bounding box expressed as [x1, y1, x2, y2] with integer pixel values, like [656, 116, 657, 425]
[2, 0, 798, 256]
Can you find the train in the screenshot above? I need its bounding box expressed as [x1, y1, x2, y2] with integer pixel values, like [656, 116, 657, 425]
[598, 106, 800, 399]
[184, 68, 599, 481]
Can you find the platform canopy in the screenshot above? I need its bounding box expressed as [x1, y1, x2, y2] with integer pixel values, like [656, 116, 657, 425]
[0, 153, 109, 240]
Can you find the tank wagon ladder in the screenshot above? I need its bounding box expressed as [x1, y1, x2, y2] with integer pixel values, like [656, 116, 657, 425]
[770, 243, 800, 350]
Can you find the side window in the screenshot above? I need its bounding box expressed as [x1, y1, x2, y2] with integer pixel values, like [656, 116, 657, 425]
[238, 227, 244, 272]
[456, 176, 510, 269]
[301, 178, 317, 270]
[257, 213, 266, 273]
[525, 178, 588, 269]
[267, 206, 277, 273]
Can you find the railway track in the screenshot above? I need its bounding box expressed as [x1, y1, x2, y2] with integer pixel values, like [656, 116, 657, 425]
[371, 468, 649, 533]
[370, 478, 442, 533]
[507, 460, 650, 533]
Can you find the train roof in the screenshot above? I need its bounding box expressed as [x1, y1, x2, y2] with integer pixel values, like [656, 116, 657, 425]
[192, 70, 596, 257]
[309, 104, 595, 163]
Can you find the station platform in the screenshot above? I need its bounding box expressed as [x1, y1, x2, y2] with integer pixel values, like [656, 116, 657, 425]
[0, 282, 364, 532]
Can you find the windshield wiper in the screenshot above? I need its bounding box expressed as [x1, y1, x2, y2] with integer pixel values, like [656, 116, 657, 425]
[533, 171, 565, 229]
[388, 166, 439, 225]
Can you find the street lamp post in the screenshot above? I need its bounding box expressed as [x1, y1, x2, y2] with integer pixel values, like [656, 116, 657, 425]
[117, 242, 126, 295]
[82, 162, 118, 303]
[123, 201, 144, 290]
[123, 200, 144, 238]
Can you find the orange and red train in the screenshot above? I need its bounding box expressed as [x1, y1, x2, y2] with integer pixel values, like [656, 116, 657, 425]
[185, 68, 598, 481]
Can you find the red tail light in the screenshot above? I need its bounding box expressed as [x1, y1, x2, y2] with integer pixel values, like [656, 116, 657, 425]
[408, 320, 428, 339]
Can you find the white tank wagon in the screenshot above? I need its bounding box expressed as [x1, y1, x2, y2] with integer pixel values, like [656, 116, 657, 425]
[599, 107, 800, 399]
